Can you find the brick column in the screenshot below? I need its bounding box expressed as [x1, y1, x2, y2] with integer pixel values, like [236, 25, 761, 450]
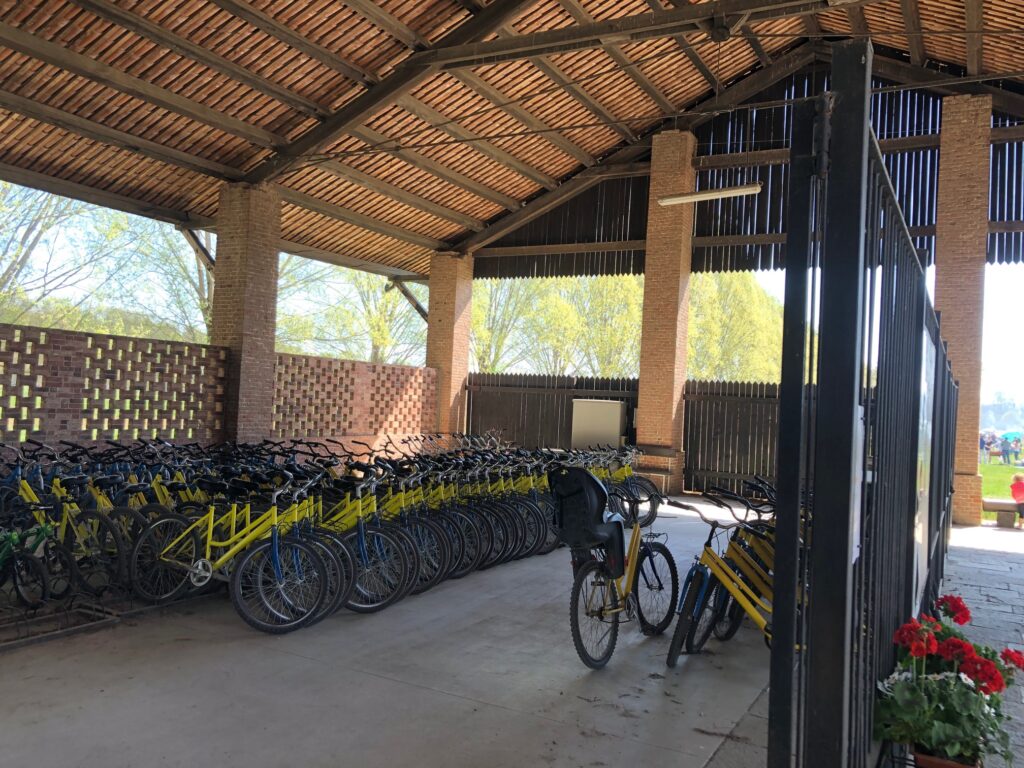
[935, 94, 991, 526]
[210, 182, 281, 443]
[426, 253, 473, 434]
[635, 130, 697, 493]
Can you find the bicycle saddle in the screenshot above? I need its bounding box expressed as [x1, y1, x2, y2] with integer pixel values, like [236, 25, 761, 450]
[196, 477, 228, 494]
[60, 475, 90, 490]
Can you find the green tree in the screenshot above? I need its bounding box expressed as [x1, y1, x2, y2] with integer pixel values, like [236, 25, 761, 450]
[470, 278, 538, 372]
[567, 275, 644, 377]
[519, 278, 582, 376]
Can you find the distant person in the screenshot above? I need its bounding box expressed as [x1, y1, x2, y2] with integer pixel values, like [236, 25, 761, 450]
[1013, 474, 1024, 528]
[981, 433, 989, 464]
[1013, 437, 1022, 464]
[1002, 437, 1013, 465]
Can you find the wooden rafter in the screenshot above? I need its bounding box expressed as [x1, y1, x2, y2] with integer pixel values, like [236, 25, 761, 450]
[454, 44, 818, 255]
[558, 0, 675, 114]
[243, 0, 536, 183]
[742, 24, 773, 67]
[846, 6, 870, 37]
[0, 21, 284, 149]
[802, 13, 822, 37]
[348, 125, 520, 211]
[899, 0, 926, 66]
[654, 0, 720, 91]
[965, 0, 984, 76]
[409, 1, 880, 69]
[278, 188, 444, 250]
[66, 0, 327, 118]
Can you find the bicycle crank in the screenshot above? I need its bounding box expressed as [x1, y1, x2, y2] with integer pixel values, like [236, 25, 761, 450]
[189, 558, 213, 586]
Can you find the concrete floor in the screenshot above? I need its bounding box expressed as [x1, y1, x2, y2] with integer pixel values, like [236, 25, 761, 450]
[0, 510, 770, 768]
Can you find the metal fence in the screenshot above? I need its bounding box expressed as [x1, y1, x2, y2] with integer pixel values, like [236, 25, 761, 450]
[768, 41, 959, 768]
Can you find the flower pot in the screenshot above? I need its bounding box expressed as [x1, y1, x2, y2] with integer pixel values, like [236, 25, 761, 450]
[913, 750, 980, 768]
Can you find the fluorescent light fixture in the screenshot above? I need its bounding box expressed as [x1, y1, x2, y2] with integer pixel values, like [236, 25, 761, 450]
[657, 181, 763, 207]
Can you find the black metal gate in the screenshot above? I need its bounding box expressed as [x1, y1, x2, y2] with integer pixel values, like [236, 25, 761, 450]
[768, 40, 959, 768]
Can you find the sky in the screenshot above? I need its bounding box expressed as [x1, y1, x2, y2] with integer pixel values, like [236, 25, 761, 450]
[754, 264, 1024, 405]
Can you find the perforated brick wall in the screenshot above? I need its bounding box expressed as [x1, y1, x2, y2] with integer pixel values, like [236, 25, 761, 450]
[0, 323, 226, 444]
[273, 353, 437, 441]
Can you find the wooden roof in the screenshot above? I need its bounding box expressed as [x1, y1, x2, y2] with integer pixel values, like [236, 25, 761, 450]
[0, 0, 1022, 278]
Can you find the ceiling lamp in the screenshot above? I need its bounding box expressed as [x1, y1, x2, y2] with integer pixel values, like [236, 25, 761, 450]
[657, 181, 763, 207]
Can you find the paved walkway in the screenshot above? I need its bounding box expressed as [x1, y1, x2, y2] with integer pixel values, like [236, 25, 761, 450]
[704, 524, 1024, 767]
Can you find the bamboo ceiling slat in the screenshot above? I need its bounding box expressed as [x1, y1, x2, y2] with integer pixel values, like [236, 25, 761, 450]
[375, 0, 467, 44]
[364, 102, 542, 200]
[283, 163, 464, 241]
[547, 45, 660, 123]
[1, 1, 311, 138]
[0, 51, 267, 167]
[324, 134, 507, 221]
[577, 0, 650, 23]
[817, 8, 854, 37]
[409, 71, 579, 178]
[862, 1, 913, 57]
[0, 109, 218, 213]
[917, 0, 968, 69]
[281, 204, 431, 268]
[620, 36, 706, 108]
[982, 1, 1024, 75]
[472, 58, 621, 155]
[748, 16, 806, 56]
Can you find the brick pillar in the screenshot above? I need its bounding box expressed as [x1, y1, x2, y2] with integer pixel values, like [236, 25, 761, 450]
[426, 253, 473, 434]
[935, 94, 991, 526]
[211, 182, 280, 443]
[635, 130, 696, 494]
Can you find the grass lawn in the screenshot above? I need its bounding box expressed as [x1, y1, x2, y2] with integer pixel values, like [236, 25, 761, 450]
[980, 461, 1022, 500]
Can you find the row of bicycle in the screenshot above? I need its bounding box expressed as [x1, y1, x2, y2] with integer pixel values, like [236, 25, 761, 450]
[556, 467, 783, 670]
[0, 435, 659, 633]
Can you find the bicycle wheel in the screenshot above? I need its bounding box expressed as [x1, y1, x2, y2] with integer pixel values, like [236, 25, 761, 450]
[667, 567, 705, 668]
[712, 590, 745, 641]
[569, 559, 620, 669]
[296, 534, 345, 624]
[515, 501, 546, 559]
[342, 528, 409, 613]
[445, 509, 483, 578]
[409, 518, 449, 595]
[10, 552, 49, 609]
[129, 514, 199, 603]
[535, 497, 560, 555]
[230, 538, 327, 634]
[69, 510, 127, 595]
[108, 506, 149, 546]
[633, 540, 679, 636]
[41, 540, 79, 601]
[686, 575, 722, 653]
[313, 527, 357, 608]
[630, 477, 661, 528]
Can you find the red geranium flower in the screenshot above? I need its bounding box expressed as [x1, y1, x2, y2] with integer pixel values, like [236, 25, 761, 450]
[937, 637, 975, 662]
[936, 594, 971, 625]
[961, 655, 1006, 694]
[1000, 648, 1024, 670]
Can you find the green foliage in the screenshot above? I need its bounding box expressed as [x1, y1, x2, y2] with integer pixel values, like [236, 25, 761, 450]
[875, 672, 1010, 764]
[468, 271, 783, 381]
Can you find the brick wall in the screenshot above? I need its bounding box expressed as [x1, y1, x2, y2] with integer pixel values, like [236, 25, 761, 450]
[0, 323, 226, 444]
[935, 94, 992, 525]
[273, 353, 437, 445]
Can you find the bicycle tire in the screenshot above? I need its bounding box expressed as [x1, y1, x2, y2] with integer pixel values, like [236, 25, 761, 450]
[313, 527, 357, 608]
[633, 540, 679, 636]
[69, 510, 127, 595]
[230, 538, 327, 634]
[342, 527, 409, 613]
[445, 509, 483, 578]
[41, 539, 79, 601]
[10, 551, 49, 609]
[569, 558, 620, 669]
[686, 574, 722, 653]
[129, 513, 199, 604]
[667, 568, 704, 668]
[409, 517, 450, 595]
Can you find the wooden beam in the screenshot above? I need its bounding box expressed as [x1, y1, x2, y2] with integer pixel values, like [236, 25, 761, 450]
[899, 0, 926, 66]
[349, 125, 520, 211]
[410, 1, 874, 69]
[279, 240, 424, 278]
[206, 0, 374, 86]
[449, 70, 597, 167]
[0, 88, 244, 180]
[965, 0, 983, 76]
[742, 24, 773, 67]
[313, 159, 485, 231]
[802, 13, 822, 36]
[393, 95, 558, 189]
[243, 0, 534, 183]
[652, 1, 720, 91]
[387, 278, 428, 320]
[0, 22, 285, 149]
[693, 148, 791, 168]
[66, 0, 327, 118]
[559, 0, 676, 114]
[181, 228, 215, 269]
[279, 187, 445, 250]
[342, 0, 422, 50]
[0, 160, 214, 227]
[864, 52, 1024, 118]
[988, 220, 1024, 234]
[476, 240, 646, 258]
[455, 45, 818, 254]
[846, 6, 870, 37]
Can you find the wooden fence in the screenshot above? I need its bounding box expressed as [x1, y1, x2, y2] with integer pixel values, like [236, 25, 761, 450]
[465, 374, 780, 492]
